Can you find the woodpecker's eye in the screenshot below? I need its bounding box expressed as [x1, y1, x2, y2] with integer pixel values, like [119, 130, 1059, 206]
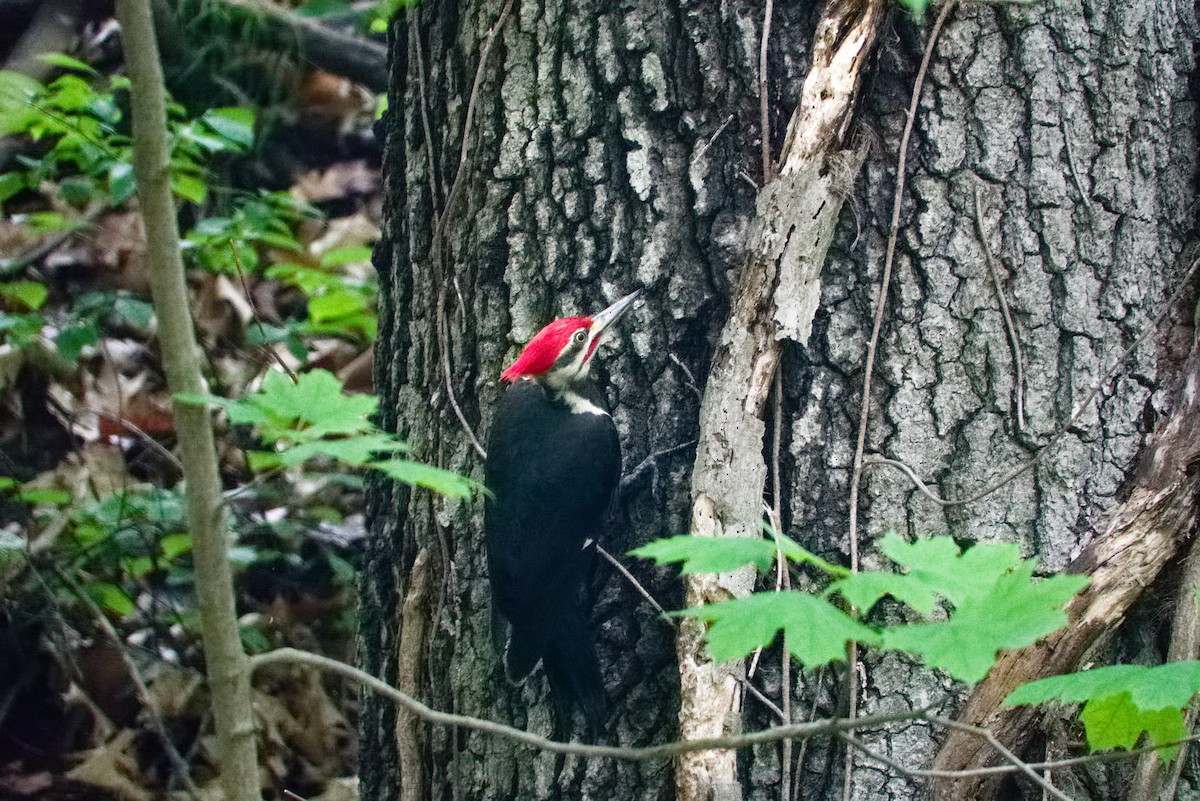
[573, 330, 587, 344]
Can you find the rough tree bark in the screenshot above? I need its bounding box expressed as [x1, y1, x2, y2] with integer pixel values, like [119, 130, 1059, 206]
[360, 0, 1199, 797]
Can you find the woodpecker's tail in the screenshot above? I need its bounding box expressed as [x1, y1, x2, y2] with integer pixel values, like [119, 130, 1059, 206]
[500, 608, 606, 734]
[542, 607, 606, 734]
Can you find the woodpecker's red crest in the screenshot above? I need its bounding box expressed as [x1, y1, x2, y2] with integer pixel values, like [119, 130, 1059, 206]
[500, 317, 591, 382]
[499, 290, 642, 384]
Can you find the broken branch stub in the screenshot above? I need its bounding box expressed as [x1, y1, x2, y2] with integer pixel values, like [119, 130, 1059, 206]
[676, 1, 886, 798]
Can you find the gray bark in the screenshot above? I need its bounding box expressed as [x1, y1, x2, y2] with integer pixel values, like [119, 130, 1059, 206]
[360, 0, 1200, 797]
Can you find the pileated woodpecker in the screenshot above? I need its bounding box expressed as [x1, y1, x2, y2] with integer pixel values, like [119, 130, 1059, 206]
[485, 290, 641, 730]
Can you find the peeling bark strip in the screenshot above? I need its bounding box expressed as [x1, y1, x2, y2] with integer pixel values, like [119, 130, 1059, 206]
[395, 548, 431, 801]
[677, 0, 885, 798]
[931, 329, 1200, 800]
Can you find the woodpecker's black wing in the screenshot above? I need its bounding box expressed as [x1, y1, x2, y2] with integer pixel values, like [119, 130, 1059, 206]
[484, 379, 619, 727]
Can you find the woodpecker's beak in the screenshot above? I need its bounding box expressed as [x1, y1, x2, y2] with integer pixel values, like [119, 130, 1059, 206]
[586, 290, 641, 357]
[588, 288, 643, 342]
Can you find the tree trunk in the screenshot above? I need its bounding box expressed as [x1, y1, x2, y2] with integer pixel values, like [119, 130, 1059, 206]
[361, 0, 1199, 797]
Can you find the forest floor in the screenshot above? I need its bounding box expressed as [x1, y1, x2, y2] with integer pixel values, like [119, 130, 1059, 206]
[0, 1, 387, 798]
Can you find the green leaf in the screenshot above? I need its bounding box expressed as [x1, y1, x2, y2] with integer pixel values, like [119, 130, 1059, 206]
[55, 318, 100, 362]
[879, 532, 1023, 607]
[274, 433, 409, 467]
[0, 281, 49, 311]
[319, 246, 374, 267]
[308, 288, 368, 324]
[372, 459, 479, 498]
[58, 177, 95, 208]
[294, 0, 352, 15]
[828, 571, 941, 616]
[765, 525, 850, 576]
[682, 591, 881, 666]
[86, 581, 135, 617]
[122, 555, 154, 578]
[112, 295, 154, 327]
[17, 487, 72, 505]
[1077, 692, 1186, 759]
[108, 160, 136, 204]
[896, 0, 929, 19]
[159, 533, 193, 561]
[221, 369, 378, 441]
[239, 623, 272, 653]
[25, 211, 78, 234]
[0, 171, 26, 203]
[632, 529, 849, 578]
[881, 561, 1088, 684]
[200, 107, 255, 150]
[171, 171, 208, 204]
[36, 53, 99, 76]
[1007, 661, 1200, 712]
[0, 70, 44, 135]
[630, 535, 779, 574]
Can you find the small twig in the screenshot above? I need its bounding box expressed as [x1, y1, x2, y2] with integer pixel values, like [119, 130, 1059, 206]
[836, 729, 1200, 781]
[438, 306, 487, 459]
[228, 240, 298, 382]
[409, 11, 443, 209]
[0, 222, 86, 279]
[619, 439, 696, 497]
[53, 565, 202, 799]
[596, 543, 674, 626]
[794, 665, 827, 795]
[770, 367, 793, 801]
[927, 714, 1073, 801]
[742, 676, 787, 722]
[973, 185, 1026, 432]
[248, 647, 946, 760]
[423, 0, 514, 460]
[692, 114, 736, 166]
[843, 4, 959, 799]
[862, 254, 1200, 508]
[759, 0, 776, 182]
[77, 404, 184, 471]
[436, 0, 515, 237]
[1061, 120, 1092, 213]
[668, 353, 703, 401]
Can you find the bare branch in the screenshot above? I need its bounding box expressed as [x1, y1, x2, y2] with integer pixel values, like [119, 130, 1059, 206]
[843, 3, 959, 797]
[250, 647, 944, 760]
[972, 186, 1026, 432]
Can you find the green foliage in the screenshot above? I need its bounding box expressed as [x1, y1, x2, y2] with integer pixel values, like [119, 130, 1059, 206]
[686, 592, 880, 666]
[632, 528, 849, 577]
[1007, 661, 1200, 760]
[266, 245, 377, 341]
[635, 530, 1088, 685]
[853, 534, 1089, 684]
[0, 286, 155, 360]
[0, 58, 254, 212]
[181, 369, 479, 498]
[184, 191, 317, 274]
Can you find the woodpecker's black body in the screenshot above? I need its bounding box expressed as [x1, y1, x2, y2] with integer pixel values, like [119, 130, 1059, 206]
[485, 380, 618, 728]
[483, 290, 639, 732]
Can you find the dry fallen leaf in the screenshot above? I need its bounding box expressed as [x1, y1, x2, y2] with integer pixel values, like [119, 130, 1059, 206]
[66, 729, 150, 801]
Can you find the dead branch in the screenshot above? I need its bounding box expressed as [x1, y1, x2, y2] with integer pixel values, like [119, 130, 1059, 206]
[678, 0, 887, 796]
[214, 0, 388, 92]
[930, 286, 1200, 800]
[395, 548, 432, 801]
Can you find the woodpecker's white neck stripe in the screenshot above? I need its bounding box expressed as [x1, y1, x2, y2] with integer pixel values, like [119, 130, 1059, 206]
[559, 389, 609, 416]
